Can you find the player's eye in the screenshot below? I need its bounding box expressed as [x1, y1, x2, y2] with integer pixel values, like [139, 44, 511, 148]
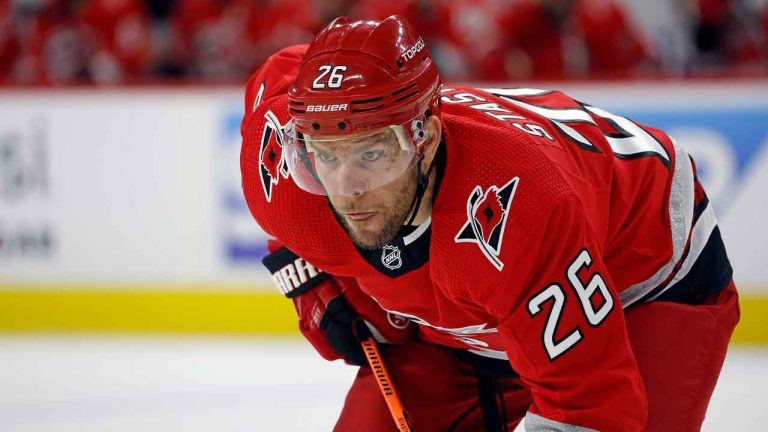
[316, 152, 337, 163]
[361, 149, 384, 162]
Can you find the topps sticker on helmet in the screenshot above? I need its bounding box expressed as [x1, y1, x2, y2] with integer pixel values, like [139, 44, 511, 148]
[455, 177, 520, 271]
[400, 37, 425, 64]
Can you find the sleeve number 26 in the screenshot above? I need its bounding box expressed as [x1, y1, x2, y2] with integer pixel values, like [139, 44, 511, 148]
[527, 249, 614, 361]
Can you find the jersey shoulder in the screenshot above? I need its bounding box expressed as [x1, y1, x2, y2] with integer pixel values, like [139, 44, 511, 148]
[431, 89, 585, 301]
[241, 44, 308, 138]
[434, 86, 580, 227]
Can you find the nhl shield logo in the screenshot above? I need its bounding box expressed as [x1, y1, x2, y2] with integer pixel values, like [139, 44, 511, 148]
[259, 110, 290, 202]
[381, 245, 403, 270]
[454, 177, 519, 271]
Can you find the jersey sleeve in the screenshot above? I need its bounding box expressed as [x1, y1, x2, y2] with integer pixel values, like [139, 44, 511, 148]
[479, 194, 647, 432]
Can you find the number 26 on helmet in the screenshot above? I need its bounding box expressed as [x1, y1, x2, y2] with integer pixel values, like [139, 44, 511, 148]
[283, 15, 442, 197]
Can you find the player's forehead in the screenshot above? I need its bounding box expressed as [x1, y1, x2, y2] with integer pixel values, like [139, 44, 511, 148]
[310, 126, 394, 141]
[305, 125, 398, 145]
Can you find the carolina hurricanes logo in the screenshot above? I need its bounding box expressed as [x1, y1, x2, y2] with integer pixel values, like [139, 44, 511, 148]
[386, 312, 410, 330]
[454, 177, 520, 271]
[259, 110, 289, 202]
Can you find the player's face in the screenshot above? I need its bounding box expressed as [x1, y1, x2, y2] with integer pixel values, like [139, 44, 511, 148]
[318, 116, 442, 249]
[298, 115, 440, 250]
[306, 126, 417, 197]
[310, 127, 417, 249]
[327, 161, 419, 250]
[285, 115, 429, 197]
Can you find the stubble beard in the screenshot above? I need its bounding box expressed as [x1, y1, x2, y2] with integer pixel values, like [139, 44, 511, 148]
[330, 168, 418, 250]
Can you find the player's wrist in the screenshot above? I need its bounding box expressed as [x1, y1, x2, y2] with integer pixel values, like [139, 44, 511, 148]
[262, 247, 329, 298]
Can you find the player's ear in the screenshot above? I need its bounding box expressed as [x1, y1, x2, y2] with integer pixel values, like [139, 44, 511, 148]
[421, 115, 442, 172]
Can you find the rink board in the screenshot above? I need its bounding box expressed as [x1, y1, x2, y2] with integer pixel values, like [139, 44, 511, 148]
[0, 83, 766, 342]
[0, 285, 764, 345]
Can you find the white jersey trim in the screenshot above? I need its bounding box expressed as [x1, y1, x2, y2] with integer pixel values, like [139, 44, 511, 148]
[480, 87, 551, 97]
[501, 97, 597, 125]
[584, 105, 671, 164]
[522, 412, 598, 432]
[620, 138, 695, 307]
[403, 216, 431, 246]
[468, 348, 509, 360]
[646, 204, 718, 301]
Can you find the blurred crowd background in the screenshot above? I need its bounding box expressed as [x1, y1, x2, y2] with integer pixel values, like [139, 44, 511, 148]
[0, 0, 766, 85]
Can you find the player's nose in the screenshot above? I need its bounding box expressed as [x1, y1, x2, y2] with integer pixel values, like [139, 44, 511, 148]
[333, 162, 368, 198]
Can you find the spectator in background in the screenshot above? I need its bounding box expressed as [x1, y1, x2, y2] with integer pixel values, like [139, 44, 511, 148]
[686, 0, 766, 71]
[317, 0, 360, 28]
[573, 0, 656, 77]
[499, 0, 575, 79]
[144, 0, 187, 79]
[0, 1, 19, 83]
[763, 4, 768, 47]
[3, 0, 152, 85]
[173, 0, 259, 82]
[430, 0, 507, 81]
[79, 0, 152, 83]
[345, 0, 471, 79]
[248, 0, 319, 70]
[764, 4, 768, 40]
[353, 0, 508, 81]
[173, 0, 317, 82]
[11, 0, 92, 84]
[499, 0, 656, 80]
[0, 0, 764, 85]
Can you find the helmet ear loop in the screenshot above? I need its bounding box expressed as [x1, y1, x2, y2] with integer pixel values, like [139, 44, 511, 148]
[404, 113, 437, 226]
[415, 121, 437, 191]
[405, 149, 435, 226]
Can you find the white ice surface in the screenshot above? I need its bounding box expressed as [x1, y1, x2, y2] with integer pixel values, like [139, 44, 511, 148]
[0, 337, 762, 431]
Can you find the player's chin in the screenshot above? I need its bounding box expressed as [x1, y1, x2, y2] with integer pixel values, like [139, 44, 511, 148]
[348, 224, 395, 250]
[348, 228, 386, 250]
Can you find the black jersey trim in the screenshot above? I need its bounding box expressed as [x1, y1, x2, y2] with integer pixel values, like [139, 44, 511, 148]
[651, 227, 733, 305]
[354, 222, 432, 278]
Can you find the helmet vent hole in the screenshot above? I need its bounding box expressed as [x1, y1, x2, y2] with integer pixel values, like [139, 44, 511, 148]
[396, 59, 404, 68]
[394, 90, 419, 103]
[351, 104, 385, 113]
[312, 123, 320, 130]
[351, 96, 384, 104]
[338, 122, 346, 130]
[392, 82, 417, 96]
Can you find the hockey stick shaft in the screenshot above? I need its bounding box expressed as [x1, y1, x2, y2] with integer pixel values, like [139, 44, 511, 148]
[359, 336, 415, 432]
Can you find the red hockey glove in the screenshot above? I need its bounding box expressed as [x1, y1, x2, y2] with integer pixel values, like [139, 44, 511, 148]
[262, 241, 414, 365]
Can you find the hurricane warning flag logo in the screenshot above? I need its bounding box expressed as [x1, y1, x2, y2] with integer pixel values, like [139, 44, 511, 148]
[259, 110, 289, 202]
[454, 177, 519, 271]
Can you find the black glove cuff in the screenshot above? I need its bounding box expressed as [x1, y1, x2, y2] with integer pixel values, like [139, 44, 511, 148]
[262, 247, 329, 298]
[319, 296, 367, 367]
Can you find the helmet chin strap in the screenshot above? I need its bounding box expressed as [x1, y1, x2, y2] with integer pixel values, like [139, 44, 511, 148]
[405, 153, 435, 226]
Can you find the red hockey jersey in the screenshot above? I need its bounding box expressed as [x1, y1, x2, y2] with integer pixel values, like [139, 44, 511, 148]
[241, 61, 731, 430]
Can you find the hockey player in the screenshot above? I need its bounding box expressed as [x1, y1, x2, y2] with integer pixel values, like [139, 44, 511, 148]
[241, 16, 739, 432]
